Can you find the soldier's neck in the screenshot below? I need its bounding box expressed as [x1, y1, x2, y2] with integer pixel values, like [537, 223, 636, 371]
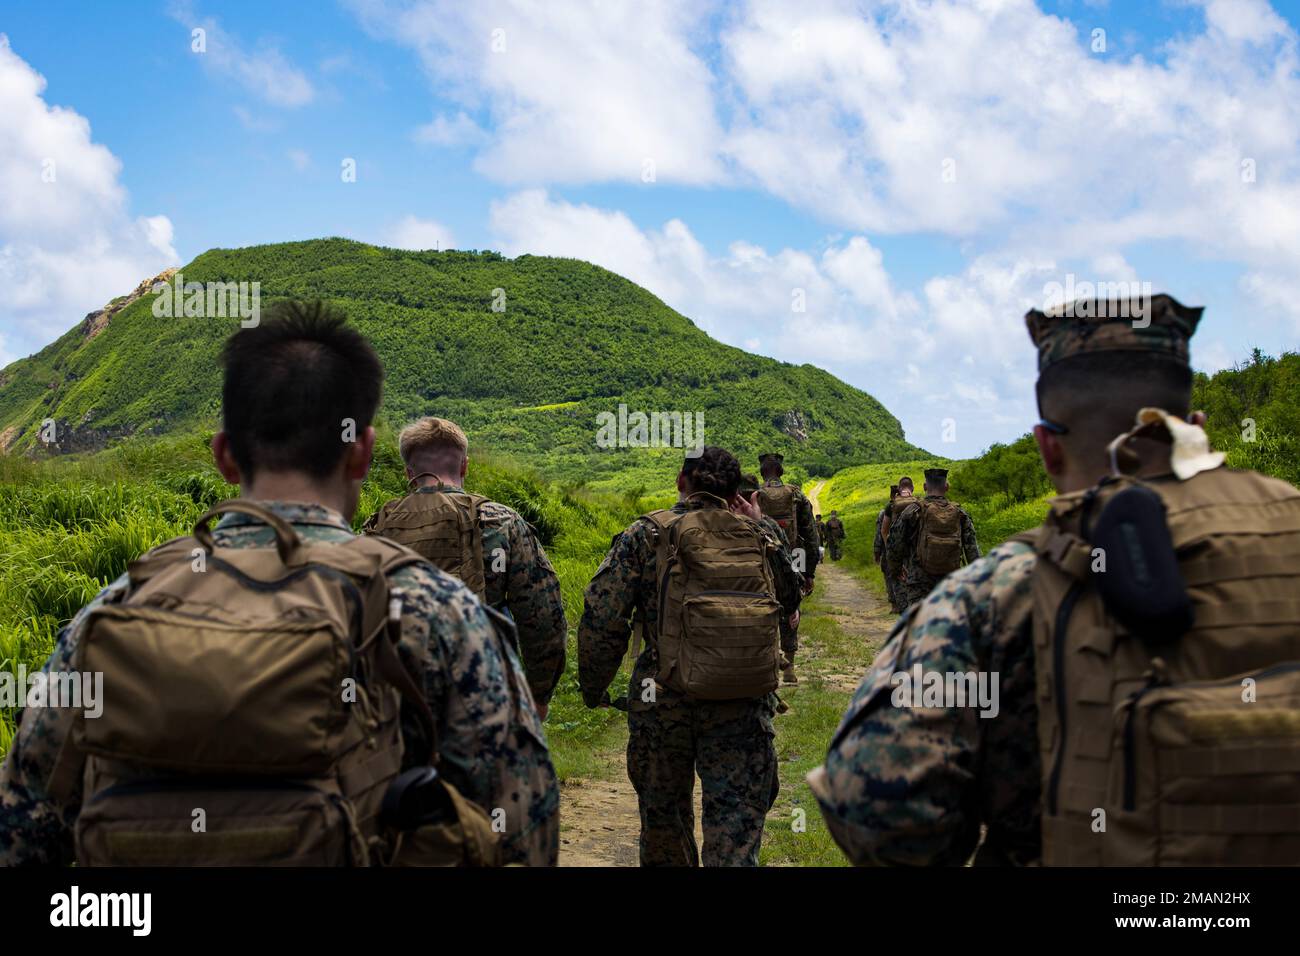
[241, 471, 356, 522]
[1060, 439, 1176, 494]
[413, 472, 460, 490]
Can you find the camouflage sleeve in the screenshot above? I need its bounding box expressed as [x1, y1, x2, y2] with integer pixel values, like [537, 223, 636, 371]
[760, 521, 802, 616]
[576, 523, 650, 708]
[807, 543, 1039, 866]
[501, 513, 568, 707]
[795, 491, 820, 577]
[0, 578, 127, 866]
[873, 509, 887, 563]
[396, 565, 559, 866]
[886, 502, 920, 570]
[961, 508, 981, 563]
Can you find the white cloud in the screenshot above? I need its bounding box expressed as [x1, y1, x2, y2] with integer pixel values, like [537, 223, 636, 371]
[414, 112, 488, 148]
[349, 0, 724, 184]
[0, 35, 177, 367]
[350, 0, 1300, 279]
[171, 3, 315, 108]
[383, 215, 456, 251]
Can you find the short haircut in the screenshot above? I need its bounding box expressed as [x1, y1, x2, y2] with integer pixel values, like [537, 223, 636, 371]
[760, 458, 784, 478]
[1037, 351, 1193, 453]
[399, 417, 469, 475]
[898, 476, 914, 490]
[221, 300, 382, 481]
[682, 446, 741, 499]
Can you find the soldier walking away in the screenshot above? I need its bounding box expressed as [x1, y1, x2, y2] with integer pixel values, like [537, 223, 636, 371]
[816, 513, 828, 560]
[880, 477, 916, 613]
[755, 452, 819, 683]
[824, 510, 846, 561]
[364, 416, 568, 717]
[741, 473, 802, 671]
[809, 292, 1300, 867]
[0, 301, 559, 867]
[578, 447, 802, 866]
[885, 469, 978, 609]
[874, 487, 902, 613]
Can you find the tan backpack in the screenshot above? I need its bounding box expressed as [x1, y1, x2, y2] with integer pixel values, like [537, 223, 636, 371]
[756, 483, 799, 545]
[882, 495, 913, 543]
[364, 479, 489, 601]
[1023, 467, 1300, 866]
[56, 500, 502, 867]
[644, 501, 783, 700]
[915, 498, 964, 575]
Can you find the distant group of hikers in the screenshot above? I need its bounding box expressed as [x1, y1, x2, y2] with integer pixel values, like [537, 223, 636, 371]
[2, 290, 1299, 868]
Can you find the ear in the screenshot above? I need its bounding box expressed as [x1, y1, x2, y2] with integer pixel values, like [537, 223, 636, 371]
[345, 426, 376, 482]
[404, 462, 416, 480]
[676, 471, 687, 494]
[459, 455, 468, 481]
[1033, 423, 1066, 477]
[211, 431, 243, 486]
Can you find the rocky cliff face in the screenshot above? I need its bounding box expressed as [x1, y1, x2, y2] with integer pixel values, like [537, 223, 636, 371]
[778, 410, 810, 442]
[80, 268, 178, 341]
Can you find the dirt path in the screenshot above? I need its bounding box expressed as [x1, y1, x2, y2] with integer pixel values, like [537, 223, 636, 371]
[558, 479, 893, 866]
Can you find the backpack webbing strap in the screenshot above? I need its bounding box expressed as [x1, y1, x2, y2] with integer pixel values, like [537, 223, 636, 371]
[194, 499, 306, 566]
[639, 510, 680, 644]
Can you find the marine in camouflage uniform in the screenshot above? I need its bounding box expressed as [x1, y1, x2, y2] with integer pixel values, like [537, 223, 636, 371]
[808, 293, 1213, 866]
[578, 476, 802, 867]
[808, 540, 1040, 864]
[873, 504, 902, 613]
[0, 502, 560, 867]
[741, 473, 800, 666]
[824, 510, 846, 561]
[365, 484, 567, 709]
[757, 455, 820, 586]
[756, 454, 818, 682]
[885, 470, 979, 609]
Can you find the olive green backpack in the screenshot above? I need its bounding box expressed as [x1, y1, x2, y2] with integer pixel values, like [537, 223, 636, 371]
[643, 502, 783, 700]
[915, 498, 964, 576]
[363, 479, 489, 602]
[55, 500, 502, 867]
[1022, 468, 1300, 866]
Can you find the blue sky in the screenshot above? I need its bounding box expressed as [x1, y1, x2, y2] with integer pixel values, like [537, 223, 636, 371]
[2, 0, 1298, 457]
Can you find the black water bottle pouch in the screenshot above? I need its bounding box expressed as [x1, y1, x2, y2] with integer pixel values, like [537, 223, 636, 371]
[1089, 485, 1193, 645]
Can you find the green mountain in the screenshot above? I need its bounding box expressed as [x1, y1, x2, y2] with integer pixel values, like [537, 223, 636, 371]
[0, 238, 923, 488]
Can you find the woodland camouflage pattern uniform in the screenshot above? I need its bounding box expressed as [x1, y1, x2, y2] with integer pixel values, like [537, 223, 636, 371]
[809, 294, 1204, 866]
[761, 475, 821, 582]
[578, 494, 802, 866]
[364, 485, 568, 708]
[824, 511, 846, 561]
[885, 480, 979, 608]
[0, 503, 560, 867]
[873, 506, 901, 612]
[741, 474, 800, 661]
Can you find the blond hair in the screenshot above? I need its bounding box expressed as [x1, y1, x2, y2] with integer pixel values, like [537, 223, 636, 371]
[399, 417, 468, 471]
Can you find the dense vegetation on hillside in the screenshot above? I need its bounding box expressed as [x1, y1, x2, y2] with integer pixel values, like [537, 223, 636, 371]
[1194, 350, 1299, 486]
[0, 432, 636, 768]
[0, 239, 922, 488]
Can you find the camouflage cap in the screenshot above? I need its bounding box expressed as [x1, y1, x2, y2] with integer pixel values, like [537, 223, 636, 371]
[758, 452, 784, 465]
[924, 467, 949, 483]
[1025, 293, 1203, 373]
